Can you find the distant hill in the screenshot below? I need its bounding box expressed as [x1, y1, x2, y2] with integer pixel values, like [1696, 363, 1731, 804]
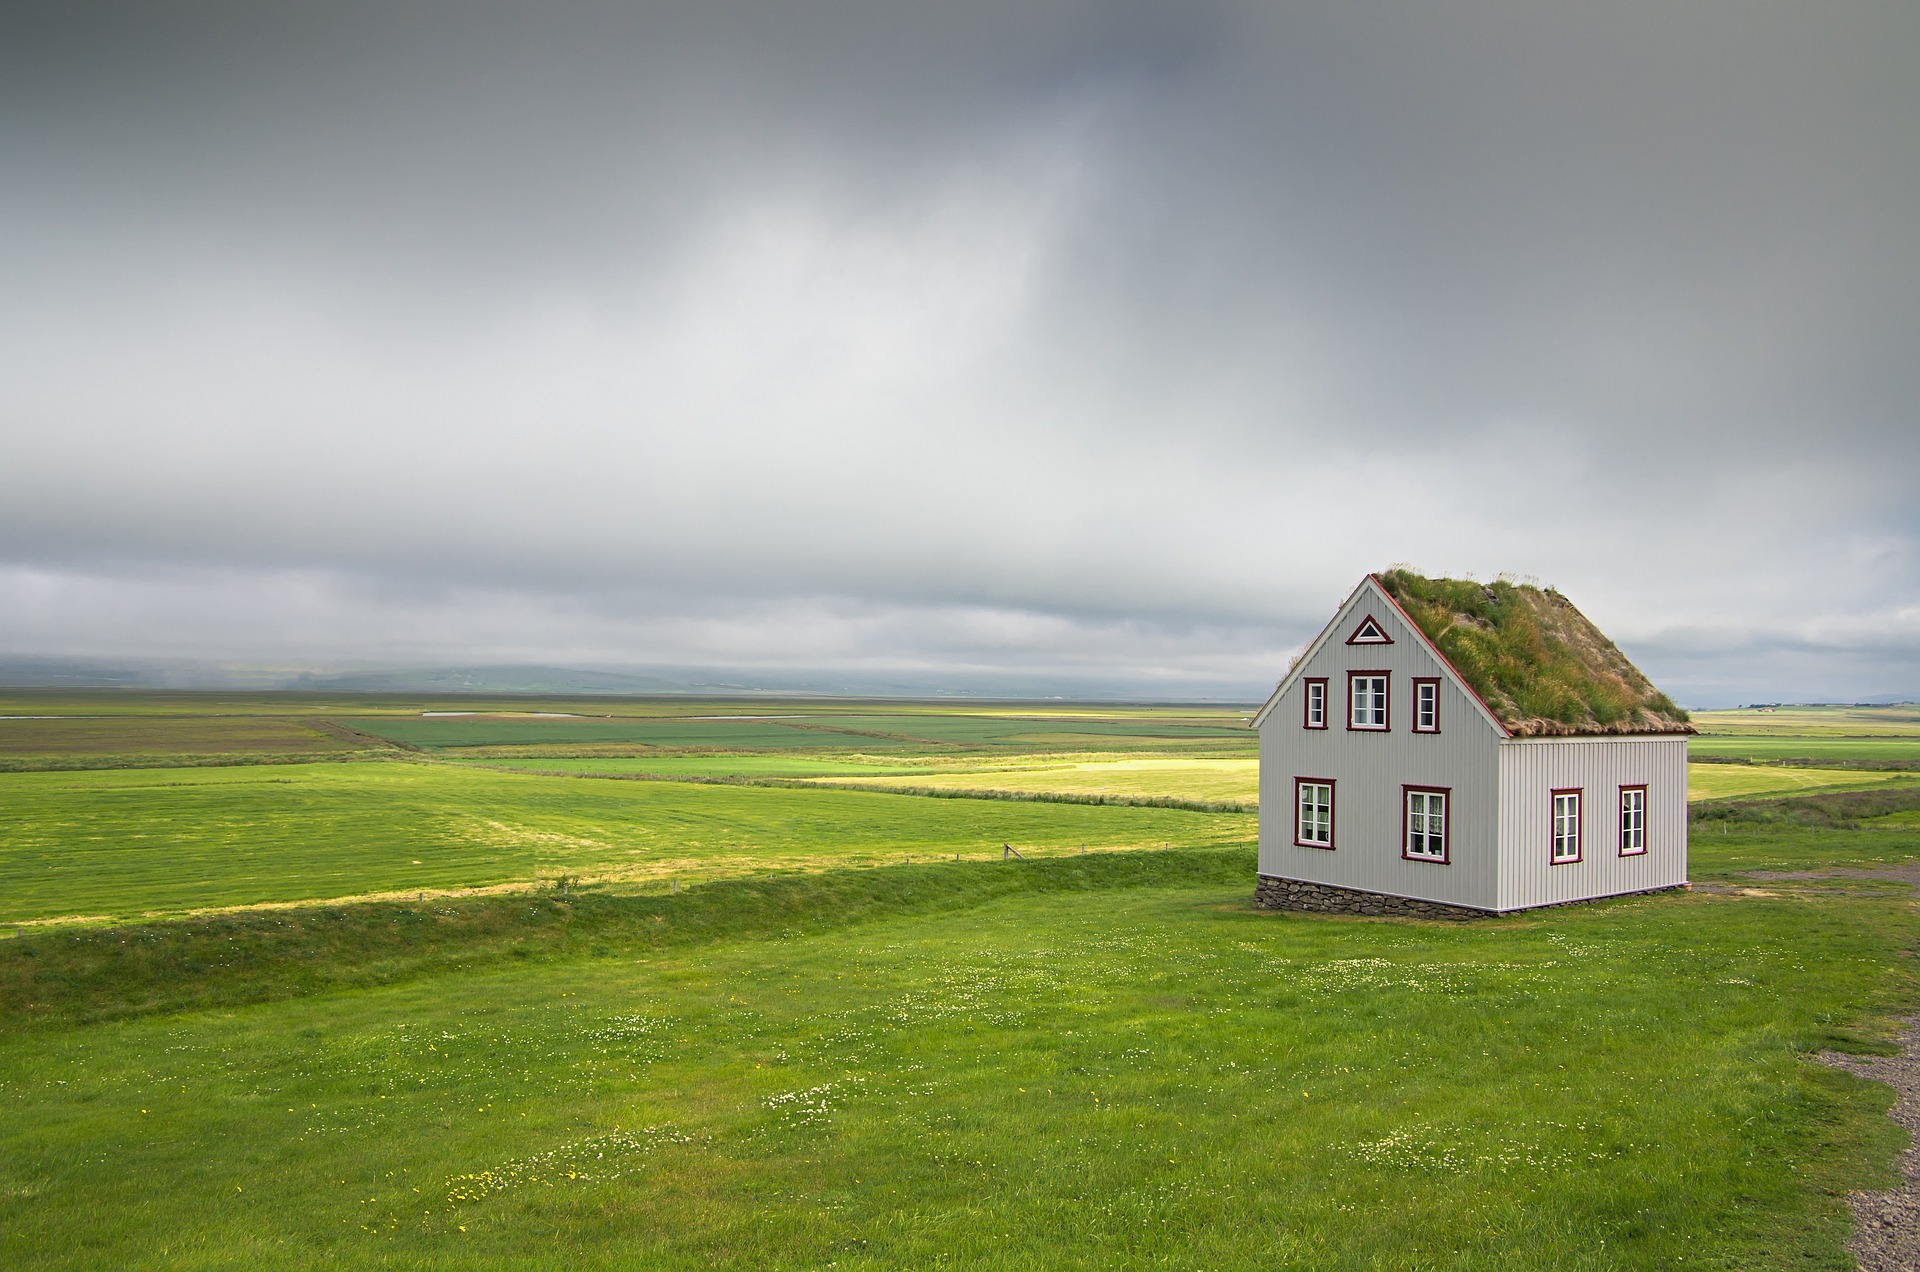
[0, 655, 1261, 702]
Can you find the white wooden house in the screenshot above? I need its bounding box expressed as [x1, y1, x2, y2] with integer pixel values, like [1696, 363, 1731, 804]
[1252, 571, 1692, 916]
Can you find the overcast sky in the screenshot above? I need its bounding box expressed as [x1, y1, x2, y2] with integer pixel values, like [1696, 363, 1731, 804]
[2, 2, 1915, 703]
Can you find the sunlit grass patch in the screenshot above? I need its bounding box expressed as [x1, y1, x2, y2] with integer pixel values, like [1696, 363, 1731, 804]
[0, 761, 1253, 923]
[1687, 763, 1916, 802]
[810, 754, 1261, 806]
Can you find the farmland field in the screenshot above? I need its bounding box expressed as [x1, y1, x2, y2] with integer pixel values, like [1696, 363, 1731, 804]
[0, 761, 1252, 924]
[1689, 735, 1920, 765]
[3, 690, 1920, 1268]
[807, 755, 1261, 806]
[1692, 704, 1920, 738]
[1685, 764, 1919, 802]
[448, 754, 934, 779]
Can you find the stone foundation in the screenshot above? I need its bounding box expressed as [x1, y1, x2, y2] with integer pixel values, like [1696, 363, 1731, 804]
[1254, 874, 1690, 919]
[1253, 875, 1489, 920]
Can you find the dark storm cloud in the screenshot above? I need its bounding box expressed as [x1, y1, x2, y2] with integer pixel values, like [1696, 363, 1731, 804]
[2, 2, 1916, 701]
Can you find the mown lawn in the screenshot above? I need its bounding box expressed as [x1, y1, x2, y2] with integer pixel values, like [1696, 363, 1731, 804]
[0, 761, 1253, 924]
[0, 835, 1913, 1270]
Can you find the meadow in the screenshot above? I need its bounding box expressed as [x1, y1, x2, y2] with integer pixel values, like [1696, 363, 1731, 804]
[2, 692, 1919, 1268]
[0, 761, 1252, 925]
[1692, 705, 1920, 738]
[2, 833, 1916, 1269]
[1685, 764, 1918, 802]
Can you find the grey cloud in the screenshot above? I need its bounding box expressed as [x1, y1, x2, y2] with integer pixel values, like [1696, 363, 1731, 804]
[1, 2, 1916, 701]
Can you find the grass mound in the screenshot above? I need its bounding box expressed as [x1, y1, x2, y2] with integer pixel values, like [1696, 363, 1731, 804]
[1691, 784, 1920, 829]
[0, 846, 1250, 1035]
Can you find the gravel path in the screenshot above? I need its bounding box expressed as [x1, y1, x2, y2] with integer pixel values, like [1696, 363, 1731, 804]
[1822, 1021, 1920, 1272]
[1785, 859, 1920, 1270]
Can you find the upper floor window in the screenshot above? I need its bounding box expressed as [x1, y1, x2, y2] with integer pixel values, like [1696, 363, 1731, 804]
[1412, 678, 1440, 733]
[1297, 684, 1328, 733]
[1552, 790, 1582, 863]
[1303, 679, 1328, 729]
[1348, 672, 1389, 731]
[1404, 786, 1449, 862]
[1619, 785, 1647, 856]
[1295, 778, 1334, 848]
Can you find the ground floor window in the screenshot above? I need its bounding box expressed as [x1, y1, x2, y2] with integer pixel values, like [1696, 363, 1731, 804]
[1619, 785, 1647, 855]
[1551, 789, 1582, 863]
[1403, 786, 1449, 862]
[1296, 779, 1334, 848]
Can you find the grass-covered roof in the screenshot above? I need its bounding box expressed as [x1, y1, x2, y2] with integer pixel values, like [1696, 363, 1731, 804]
[1376, 570, 1693, 737]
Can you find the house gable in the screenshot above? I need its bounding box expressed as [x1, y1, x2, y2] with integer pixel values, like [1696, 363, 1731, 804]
[1252, 575, 1510, 738]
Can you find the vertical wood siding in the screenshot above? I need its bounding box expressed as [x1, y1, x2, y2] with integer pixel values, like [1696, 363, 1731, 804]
[1495, 736, 1689, 911]
[1259, 583, 1505, 910]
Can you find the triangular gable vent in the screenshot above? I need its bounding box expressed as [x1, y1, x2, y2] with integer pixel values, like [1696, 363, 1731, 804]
[1346, 615, 1393, 645]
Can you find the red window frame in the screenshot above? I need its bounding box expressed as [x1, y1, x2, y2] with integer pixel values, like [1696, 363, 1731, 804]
[1294, 777, 1335, 849]
[1346, 671, 1390, 732]
[1618, 784, 1648, 856]
[1345, 615, 1394, 645]
[1303, 678, 1329, 730]
[1411, 677, 1441, 734]
[1551, 788, 1583, 864]
[1402, 784, 1451, 864]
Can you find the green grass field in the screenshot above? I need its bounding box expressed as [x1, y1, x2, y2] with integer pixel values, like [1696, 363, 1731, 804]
[1685, 764, 1919, 802]
[467, 753, 1912, 810]
[1692, 704, 1920, 737]
[343, 717, 925, 750]
[811, 755, 1262, 806]
[1, 835, 1914, 1269]
[0, 760, 1254, 924]
[449, 754, 933, 779]
[4, 691, 1920, 1267]
[1689, 735, 1920, 764]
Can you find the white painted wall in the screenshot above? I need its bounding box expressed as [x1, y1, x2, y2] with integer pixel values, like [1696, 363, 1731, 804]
[1494, 735, 1689, 910]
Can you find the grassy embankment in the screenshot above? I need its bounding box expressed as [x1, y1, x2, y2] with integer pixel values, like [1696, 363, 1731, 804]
[0, 821, 1916, 1269]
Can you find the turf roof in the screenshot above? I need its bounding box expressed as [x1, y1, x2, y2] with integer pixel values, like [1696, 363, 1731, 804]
[1376, 570, 1693, 737]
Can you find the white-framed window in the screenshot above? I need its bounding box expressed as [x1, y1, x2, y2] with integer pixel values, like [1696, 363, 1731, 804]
[1348, 672, 1388, 731]
[1304, 679, 1328, 729]
[1552, 790, 1582, 863]
[1619, 785, 1647, 856]
[1404, 787, 1449, 862]
[1295, 779, 1334, 848]
[1412, 678, 1440, 733]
